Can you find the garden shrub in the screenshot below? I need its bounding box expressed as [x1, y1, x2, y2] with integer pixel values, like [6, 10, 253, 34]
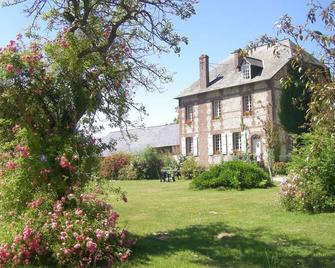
[272, 162, 288, 175]
[0, 187, 135, 267]
[180, 157, 204, 180]
[280, 130, 335, 212]
[100, 152, 131, 179]
[191, 160, 272, 190]
[132, 147, 163, 179]
[118, 164, 139, 180]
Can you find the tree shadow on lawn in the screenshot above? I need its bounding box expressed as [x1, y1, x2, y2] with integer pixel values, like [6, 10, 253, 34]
[127, 223, 335, 267]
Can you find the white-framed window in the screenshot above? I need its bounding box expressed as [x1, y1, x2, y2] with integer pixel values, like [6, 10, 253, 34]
[212, 100, 221, 119]
[185, 105, 193, 121]
[185, 137, 193, 155]
[241, 62, 251, 79]
[213, 134, 222, 154]
[243, 95, 252, 114]
[233, 132, 241, 151]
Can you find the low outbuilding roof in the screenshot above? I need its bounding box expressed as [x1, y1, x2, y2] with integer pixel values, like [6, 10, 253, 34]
[102, 123, 179, 156]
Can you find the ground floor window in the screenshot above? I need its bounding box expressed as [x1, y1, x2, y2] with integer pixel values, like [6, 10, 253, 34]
[213, 134, 222, 154]
[233, 132, 241, 151]
[185, 137, 193, 155]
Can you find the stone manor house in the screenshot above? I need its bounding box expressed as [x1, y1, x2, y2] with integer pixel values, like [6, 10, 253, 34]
[105, 39, 320, 166]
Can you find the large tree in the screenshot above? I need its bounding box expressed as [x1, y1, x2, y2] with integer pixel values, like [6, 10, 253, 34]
[0, 1, 196, 266]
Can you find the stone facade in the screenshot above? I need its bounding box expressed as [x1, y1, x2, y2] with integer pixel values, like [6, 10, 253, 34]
[176, 42, 295, 166]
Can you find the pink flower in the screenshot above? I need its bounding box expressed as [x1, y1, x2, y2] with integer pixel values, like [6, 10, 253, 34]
[60, 155, 70, 168]
[5, 161, 17, 170]
[75, 208, 83, 216]
[27, 198, 43, 209]
[120, 250, 131, 262]
[59, 231, 67, 241]
[73, 243, 81, 250]
[51, 222, 58, 229]
[107, 211, 119, 225]
[6, 64, 14, 73]
[22, 227, 33, 240]
[86, 240, 97, 253]
[16, 145, 30, 158]
[95, 229, 104, 240]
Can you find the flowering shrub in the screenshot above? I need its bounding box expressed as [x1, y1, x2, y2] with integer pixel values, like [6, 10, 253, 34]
[0, 189, 135, 267]
[280, 131, 335, 213]
[100, 153, 131, 179]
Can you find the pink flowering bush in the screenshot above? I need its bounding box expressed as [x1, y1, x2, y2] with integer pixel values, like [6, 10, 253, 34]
[280, 131, 335, 213]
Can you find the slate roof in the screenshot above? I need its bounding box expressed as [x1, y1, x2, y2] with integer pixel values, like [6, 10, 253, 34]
[102, 123, 179, 156]
[244, 57, 263, 68]
[176, 39, 322, 99]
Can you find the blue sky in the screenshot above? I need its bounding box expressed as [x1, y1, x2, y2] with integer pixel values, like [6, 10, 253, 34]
[0, 0, 329, 135]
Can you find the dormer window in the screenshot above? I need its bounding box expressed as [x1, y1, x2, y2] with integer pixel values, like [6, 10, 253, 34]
[239, 57, 263, 79]
[241, 62, 251, 79]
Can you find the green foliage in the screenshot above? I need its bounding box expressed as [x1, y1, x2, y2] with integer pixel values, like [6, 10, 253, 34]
[191, 160, 271, 190]
[179, 157, 204, 180]
[272, 162, 288, 175]
[118, 164, 140, 180]
[132, 147, 164, 179]
[279, 63, 310, 134]
[280, 130, 335, 212]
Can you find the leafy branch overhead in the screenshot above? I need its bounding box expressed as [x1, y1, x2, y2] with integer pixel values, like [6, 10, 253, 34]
[0, 0, 197, 134]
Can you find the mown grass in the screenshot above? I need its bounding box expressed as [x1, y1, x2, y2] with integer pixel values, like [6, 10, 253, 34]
[101, 180, 335, 268]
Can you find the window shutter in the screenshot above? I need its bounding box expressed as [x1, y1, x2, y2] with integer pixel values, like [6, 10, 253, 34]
[193, 136, 198, 156]
[208, 134, 213, 156]
[181, 137, 186, 155]
[221, 133, 227, 155]
[227, 132, 233, 154]
[241, 131, 247, 152]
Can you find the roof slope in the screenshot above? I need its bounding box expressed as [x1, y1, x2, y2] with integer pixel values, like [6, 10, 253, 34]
[176, 39, 321, 98]
[102, 123, 179, 156]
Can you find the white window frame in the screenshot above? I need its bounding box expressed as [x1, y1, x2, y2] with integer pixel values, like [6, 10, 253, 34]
[185, 105, 193, 121]
[185, 137, 193, 155]
[233, 132, 242, 152]
[212, 100, 221, 119]
[241, 62, 251, 79]
[243, 95, 252, 113]
[213, 134, 222, 154]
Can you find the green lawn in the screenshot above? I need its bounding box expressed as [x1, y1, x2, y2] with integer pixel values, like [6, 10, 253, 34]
[101, 180, 335, 268]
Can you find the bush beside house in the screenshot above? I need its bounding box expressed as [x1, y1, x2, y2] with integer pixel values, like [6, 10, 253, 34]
[191, 160, 272, 190]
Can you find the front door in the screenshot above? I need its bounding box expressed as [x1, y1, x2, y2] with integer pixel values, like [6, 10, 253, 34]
[252, 136, 262, 162]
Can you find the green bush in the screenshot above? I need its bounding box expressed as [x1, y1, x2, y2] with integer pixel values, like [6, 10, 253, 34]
[272, 162, 288, 175]
[133, 147, 163, 179]
[118, 164, 139, 180]
[179, 157, 204, 180]
[280, 130, 335, 212]
[191, 160, 272, 190]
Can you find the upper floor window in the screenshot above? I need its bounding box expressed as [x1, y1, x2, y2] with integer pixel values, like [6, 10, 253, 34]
[213, 134, 222, 154]
[243, 95, 252, 114]
[233, 132, 241, 152]
[185, 105, 193, 121]
[212, 100, 221, 119]
[241, 62, 250, 79]
[185, 137, 193, 155]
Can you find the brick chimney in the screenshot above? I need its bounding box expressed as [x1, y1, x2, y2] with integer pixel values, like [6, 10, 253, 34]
[199, 54, 209, 89]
